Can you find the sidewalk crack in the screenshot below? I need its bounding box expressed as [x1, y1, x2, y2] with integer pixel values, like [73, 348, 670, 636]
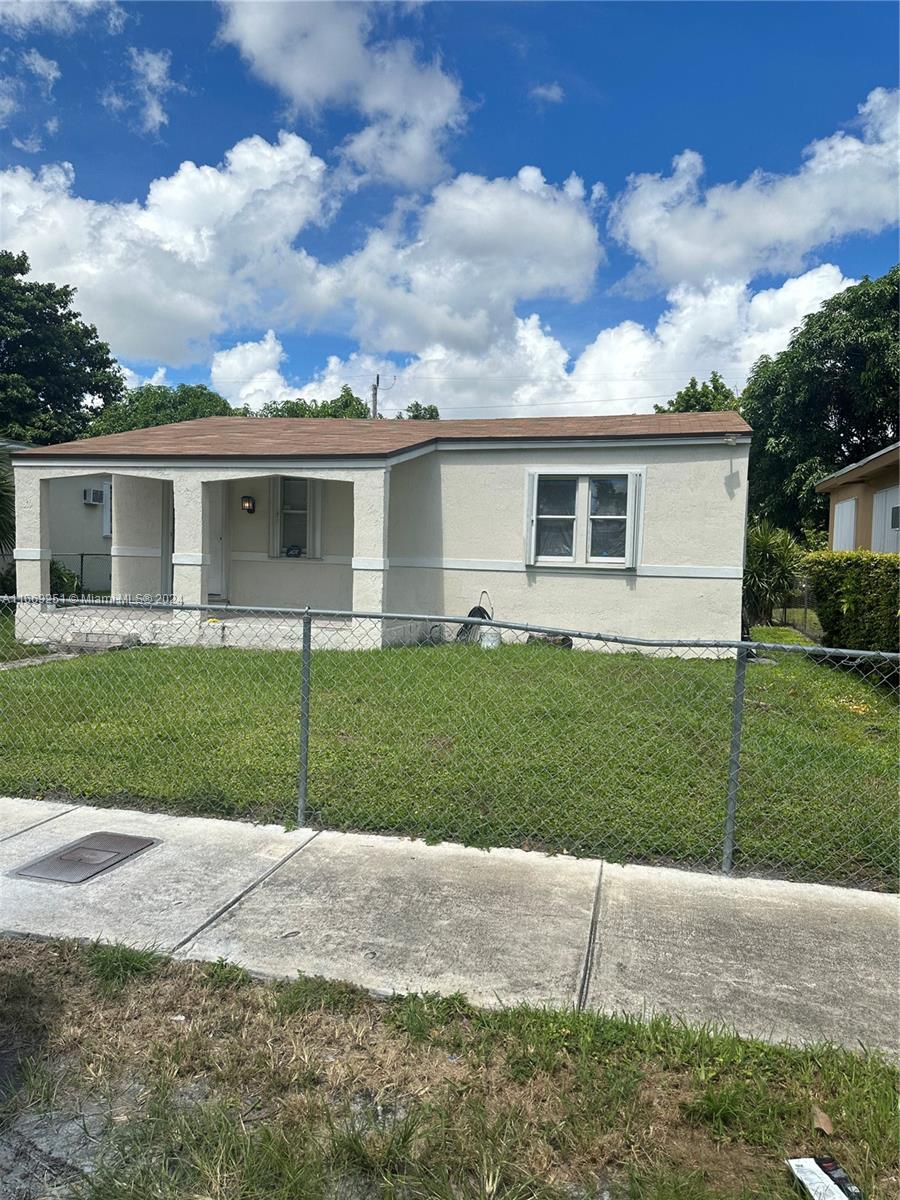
[169, 830, 320, 954]
[576, 861, 604, 1011]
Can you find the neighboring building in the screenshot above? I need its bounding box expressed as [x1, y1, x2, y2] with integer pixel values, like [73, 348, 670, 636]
[816, 442, 900, 553]
[12, 411, 751, 644]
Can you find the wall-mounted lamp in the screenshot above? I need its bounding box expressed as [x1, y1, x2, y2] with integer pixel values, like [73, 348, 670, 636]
[241, 495, 256, 514]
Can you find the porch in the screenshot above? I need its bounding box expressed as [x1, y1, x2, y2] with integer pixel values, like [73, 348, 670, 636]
[12, 463, 397, 648]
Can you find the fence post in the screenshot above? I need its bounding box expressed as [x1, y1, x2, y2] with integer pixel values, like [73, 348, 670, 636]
[297, 610, 312, 827]
[721, 645, 749, 874]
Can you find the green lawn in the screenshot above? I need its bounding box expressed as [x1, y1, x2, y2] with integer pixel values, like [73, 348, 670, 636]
[0, 609, 49, 663]
[0, 627, 895, 888]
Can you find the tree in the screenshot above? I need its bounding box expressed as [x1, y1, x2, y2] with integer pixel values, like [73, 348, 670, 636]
[654, 371, 739, 414]
[0, 454, 13, 558]
[84, 383, 233, 437]
[256, 385, 370, 419]
[742, 520, 803, 625]
[742, 266, 899, 531]
[395, 401, 440, 420]
[0, 251, 124, 445]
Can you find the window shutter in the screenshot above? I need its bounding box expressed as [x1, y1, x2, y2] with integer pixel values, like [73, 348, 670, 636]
[625, 471, 642, 567]
[524, 472, 538, 564]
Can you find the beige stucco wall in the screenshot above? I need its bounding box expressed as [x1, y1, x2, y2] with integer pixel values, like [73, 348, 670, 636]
[47, 474, 111, 590]
[225, 477, 353, 609]
[15, 438, 749, 639]
[385, 442, 749, 638]
[826, 464, 897, 550]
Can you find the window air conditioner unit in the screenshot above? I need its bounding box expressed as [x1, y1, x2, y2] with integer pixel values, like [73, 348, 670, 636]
[83, 488, 105, 505]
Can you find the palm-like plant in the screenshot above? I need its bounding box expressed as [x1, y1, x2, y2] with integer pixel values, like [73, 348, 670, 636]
[743, 520, 803, 625]
[0, 456, 14, 559]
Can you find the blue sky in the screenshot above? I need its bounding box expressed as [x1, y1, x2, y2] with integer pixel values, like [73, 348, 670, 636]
[1, 0, 897, 416]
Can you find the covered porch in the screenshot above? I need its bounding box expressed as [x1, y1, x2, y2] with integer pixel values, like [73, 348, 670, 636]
[13, 463, 401, 649]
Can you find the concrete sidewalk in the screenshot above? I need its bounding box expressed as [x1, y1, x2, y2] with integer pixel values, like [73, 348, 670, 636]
[0, 798, 896, 1052]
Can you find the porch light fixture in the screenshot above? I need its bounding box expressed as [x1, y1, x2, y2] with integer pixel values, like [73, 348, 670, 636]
[241, 495, 256, 514]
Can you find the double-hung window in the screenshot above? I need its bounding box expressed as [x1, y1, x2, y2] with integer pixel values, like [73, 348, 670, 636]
[535, 477, 578, 560]
[527, 471, 642, 568]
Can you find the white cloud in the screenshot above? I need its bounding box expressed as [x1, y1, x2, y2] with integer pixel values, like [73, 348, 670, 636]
[21, 47, 59, 96]
[103, 46, 183, 135]
[121, 365, 167, 389]
[293, 265, 856, 418]
[0, 131, 332, 363]
[218, 0, 464, 188]
[210, 330, 297, 410]
[337, 166, 602, 355]
[0, 76, 19, 126]
[0, 0, 121, 36]
[530, 82, 564, 104]
[12, 131, 41, 152]
[610, 87, 899, 288]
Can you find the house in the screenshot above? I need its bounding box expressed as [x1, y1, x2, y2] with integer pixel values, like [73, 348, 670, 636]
[11, 411, 751, 645]
[816, 442, 900, 553]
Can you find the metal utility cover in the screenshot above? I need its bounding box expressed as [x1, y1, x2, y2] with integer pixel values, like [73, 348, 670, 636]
[14, 832, 159, 884]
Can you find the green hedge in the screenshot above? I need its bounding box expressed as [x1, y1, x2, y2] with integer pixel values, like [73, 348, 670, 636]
[805, 551, 899, 652]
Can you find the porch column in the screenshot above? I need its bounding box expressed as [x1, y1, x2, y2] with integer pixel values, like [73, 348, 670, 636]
[12, 468, 50, 596]
[351, 468, 389, 613]
[110, 474, 166, 598]
[171, 474, 209, 605]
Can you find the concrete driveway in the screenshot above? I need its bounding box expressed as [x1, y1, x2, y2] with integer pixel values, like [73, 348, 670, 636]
[1, 798, 897, 1052]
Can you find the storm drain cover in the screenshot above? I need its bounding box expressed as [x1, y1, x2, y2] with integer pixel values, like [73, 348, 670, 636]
[14, 832, 159, 884]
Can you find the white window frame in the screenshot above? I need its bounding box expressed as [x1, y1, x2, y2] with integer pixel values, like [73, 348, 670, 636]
[525, 468, 643, 569]
[268, 477, 323, 559]
[533, 475, 578, 565]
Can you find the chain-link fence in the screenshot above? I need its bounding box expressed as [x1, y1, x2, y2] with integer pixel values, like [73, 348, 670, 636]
[776, 575, 822, 642]
[1, 596, 896, 891]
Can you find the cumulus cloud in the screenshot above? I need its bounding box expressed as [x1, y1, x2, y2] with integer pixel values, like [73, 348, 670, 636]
[290, 265, 855, 418]
[218, 0, 464, 188]
[0, 0, 122, 36]
[0, 131, 331, 363]
[530, 82, 564, 104]
[210, 329, 298, 410]
[121, 365, 167, 389]
[339, 166, 602, 355]
[610, 86, 899, 289]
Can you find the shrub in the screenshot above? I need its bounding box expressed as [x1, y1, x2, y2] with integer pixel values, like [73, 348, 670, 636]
[743, 521, 803, 624]
[0, 558, 81, 596]
[805, 551, 899, 652]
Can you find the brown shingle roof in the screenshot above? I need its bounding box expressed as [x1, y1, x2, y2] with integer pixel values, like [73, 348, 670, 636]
[15, 411, 752, 460]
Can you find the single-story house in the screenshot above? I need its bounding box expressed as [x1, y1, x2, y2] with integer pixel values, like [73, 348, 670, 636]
[11, 411, 751, 646]
[816, 442, 899, 553]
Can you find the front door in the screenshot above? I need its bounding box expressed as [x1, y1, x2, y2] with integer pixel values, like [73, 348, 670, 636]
[207, 482, 226, 597]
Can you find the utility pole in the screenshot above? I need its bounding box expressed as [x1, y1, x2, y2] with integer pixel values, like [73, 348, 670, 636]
[370, 373, 379, 419]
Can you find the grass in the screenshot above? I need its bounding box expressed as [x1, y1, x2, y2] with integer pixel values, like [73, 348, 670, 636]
[0, 937, 896, 1199]
[0, 625, 895, 888]
[0, 607, 49, 663]
[82, 941, 161, 993]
